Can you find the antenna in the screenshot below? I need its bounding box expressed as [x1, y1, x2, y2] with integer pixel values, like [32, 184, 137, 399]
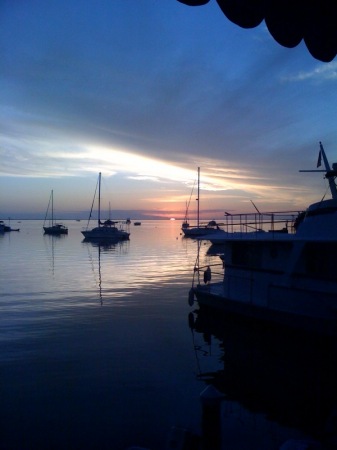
[299, 142, 337, 200]
[250, 200, 261, 214]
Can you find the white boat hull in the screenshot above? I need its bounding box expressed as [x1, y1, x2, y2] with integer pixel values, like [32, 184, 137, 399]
[193, 268, 337, 335]
[182, 227, 223, 237]
[44, 225, 68, 235]
[81, 226, 129, 241]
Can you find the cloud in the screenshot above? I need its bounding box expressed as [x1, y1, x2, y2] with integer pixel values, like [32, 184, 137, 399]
[281, 61, 337, 82]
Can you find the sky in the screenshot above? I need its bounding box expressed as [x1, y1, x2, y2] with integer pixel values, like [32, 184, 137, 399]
[1, 0, 337, 220]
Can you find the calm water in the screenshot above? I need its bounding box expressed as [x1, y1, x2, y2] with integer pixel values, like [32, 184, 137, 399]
[1, 220, 337, 449]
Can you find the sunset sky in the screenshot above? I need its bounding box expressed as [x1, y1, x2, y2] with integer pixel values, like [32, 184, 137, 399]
[1, 0, 337, 220]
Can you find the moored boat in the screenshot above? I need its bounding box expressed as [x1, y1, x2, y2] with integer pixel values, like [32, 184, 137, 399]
[81, 173, 130, 242]
[189, 142, 337, 335]
[0, 220, 20, 232]
[181, 167, 223, 237]
[43, 190, 68, 235]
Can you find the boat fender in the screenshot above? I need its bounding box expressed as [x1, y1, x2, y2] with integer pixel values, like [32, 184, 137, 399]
[204, 266, 211, 284]
[188, 288, 195, 306]
[188, 312, 195, 329]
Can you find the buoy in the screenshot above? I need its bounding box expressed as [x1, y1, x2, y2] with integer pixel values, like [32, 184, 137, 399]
[203, 266, 211, 284]
[188, 288, 195, 306]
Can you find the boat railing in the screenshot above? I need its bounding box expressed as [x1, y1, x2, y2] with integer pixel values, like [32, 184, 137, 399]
[222, 211, 301, 234]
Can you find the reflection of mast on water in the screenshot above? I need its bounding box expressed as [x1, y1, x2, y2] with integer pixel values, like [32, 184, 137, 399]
[43, 233, 66, 276]
[98, 244, 102, 305]
[84, 239, 129, 305]
[85, 241, 103, 305]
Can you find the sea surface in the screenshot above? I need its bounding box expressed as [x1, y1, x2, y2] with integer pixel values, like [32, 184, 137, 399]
[1, 220, 337, 450]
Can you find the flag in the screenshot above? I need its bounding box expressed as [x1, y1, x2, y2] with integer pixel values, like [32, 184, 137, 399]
[317, 149, 322, 167]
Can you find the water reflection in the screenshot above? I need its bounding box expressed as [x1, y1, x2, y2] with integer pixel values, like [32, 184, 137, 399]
[82, 238, 130, 253]
[189, 308, 337, 449]
[82, 239, 130, 304]
[43, 233, 68, 275]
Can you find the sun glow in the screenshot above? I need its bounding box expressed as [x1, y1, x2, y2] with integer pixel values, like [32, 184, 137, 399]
[2, 134, 311, 217]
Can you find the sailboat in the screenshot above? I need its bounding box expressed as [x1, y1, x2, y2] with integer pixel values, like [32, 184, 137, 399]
[181, 167, 222, 237]
[0, 219, 20, 232]
[81, 172, 130, 242]
[43, 190, 68, 235]
[182, 178, 196, 231]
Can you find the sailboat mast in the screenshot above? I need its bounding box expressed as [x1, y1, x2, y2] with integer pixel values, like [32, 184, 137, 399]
[197, 167, 200, 228]
[51, 190, 54, 226]
[98, 172, 101, 227]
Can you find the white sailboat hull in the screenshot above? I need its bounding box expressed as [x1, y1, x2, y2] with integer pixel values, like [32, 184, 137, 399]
[81, 226, 129, 241]
[44, 224, 68, 235]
